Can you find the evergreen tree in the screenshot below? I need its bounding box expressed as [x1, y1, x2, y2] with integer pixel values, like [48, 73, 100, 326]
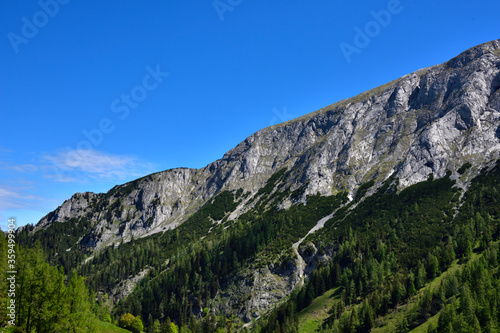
[416, 261, 427, 290]
[151, 319, 161, 333]
[65, 270, 96, 332]
[437, 305, 454, 332]
[360, 301, 374, 333]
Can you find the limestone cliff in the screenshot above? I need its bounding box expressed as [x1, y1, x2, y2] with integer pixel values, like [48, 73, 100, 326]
[35, 40, 500, 253]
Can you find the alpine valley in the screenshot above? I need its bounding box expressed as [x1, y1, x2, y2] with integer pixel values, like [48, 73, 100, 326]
[4, 39, 500, 332]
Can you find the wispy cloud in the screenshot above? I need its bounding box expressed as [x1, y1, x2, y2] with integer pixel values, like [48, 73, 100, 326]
[0, 186, 46, 210]
[42, 174, 79, 183]
[42, 149, 157, 182]
[0, 146, 14, 153]
[0, 163, 38, 173]
[0, 149, 158, 227]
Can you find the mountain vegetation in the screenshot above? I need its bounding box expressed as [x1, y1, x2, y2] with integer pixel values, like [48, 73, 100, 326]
[0, 232, 129, 332]
[258, 160, 500, 332]
[2, 40, 500, 332]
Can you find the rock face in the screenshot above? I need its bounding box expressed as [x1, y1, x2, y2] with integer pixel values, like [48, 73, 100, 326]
[214, 244, 330, 323]
[28, 40, 500, 322]
[36, 40, 500, 251]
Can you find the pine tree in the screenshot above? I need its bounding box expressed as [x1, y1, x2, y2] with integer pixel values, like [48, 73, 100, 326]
[437, 305, 454, 333]
[460, 284, 475, 325]
[416, 261, 426, 290]
[408, 276, 417, 296]
[397, 316, 409, 332]
[392, 280, 406, 305]
[426, 254, 440, 279]
[360, 301, 374, 333]
[12, 246, 98, 332]
[347, 307, 358, 333]
[150, 319, 161, 333]
[65, 270, 96, 332]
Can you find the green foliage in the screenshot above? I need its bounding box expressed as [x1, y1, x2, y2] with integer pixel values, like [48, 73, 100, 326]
[113, 188, 347, 328]
[95, 320, 133, 332]
[16, 217, 93, 273]
[323, 173, 457, 265]
[14, 160, 500, 332]
[457, 162, 472, 175]
[117, 313, 144, 332]
[0, 242, 112, 332]
[131, 317, 144, 333]
[164, 321, 179, 333]
[79, 190, 241, 294]
[120, 313, 137, 331]
[262, 161, 500, 332]
[354, 180, 375, 203]
[256, 168, 287, 197]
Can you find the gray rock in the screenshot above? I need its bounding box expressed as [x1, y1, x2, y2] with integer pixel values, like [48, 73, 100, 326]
[34, 40, 500, 252]
[28, 40, 500, 320]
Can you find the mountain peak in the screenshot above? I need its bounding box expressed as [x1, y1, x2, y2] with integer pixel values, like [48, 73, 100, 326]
[34, 40, 500, 249]
[19, 40, 500, 328]
[446, 39, 500, 68]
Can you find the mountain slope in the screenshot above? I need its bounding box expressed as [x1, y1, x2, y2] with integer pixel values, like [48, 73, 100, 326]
[17, 39, 500, 330]
[29, 40, 500, 251]
[280, 157, 500, 333]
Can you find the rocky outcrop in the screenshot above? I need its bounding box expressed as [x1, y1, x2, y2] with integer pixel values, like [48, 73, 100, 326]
[26, 39, 500, 324]
[214, 240, 333, 322]
[35, 40, 500, 252]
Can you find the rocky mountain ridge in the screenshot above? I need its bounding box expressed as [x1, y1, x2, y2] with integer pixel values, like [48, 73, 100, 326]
[34, 40, 500, 254]
[18, 39, 500, 327]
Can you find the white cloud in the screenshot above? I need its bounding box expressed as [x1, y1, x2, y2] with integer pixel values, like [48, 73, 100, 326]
[42, 173, 79, 183]
[0, 149, 158, 228]
[3, 164, 39, 173]
[42, 149, 157, 182]
[0, 146, 14, 153]
[0, 186, 46, 210]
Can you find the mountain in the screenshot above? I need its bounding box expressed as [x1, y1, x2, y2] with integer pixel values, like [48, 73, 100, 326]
[17, 39, 500, 331]
[33, 40, 500, 247]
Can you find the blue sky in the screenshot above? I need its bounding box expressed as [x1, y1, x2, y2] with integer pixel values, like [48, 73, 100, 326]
[1, 0, 499, 230]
